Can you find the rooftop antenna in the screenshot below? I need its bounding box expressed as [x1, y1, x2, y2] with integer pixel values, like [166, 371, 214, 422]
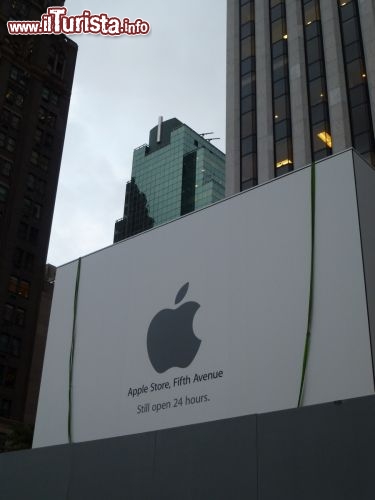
[157, 116, 163, 143]
[206, 137, 220, 143]
[200, 132, 214, 137]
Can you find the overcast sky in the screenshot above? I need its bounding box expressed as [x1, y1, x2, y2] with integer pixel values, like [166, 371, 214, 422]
[47, 0, 226, 266]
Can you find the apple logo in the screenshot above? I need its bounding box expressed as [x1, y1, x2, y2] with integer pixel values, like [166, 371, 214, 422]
[147, 282, 201, 373]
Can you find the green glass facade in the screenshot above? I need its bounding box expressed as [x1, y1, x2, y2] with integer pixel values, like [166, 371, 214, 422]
[114, 118, 225, 242]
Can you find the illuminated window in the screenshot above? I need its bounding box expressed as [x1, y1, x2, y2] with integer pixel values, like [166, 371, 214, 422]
[317, 131, 333, 148]
[7, 276, 30, 298]
[276, 158, 293, 168]
[18, 280, 30, 299]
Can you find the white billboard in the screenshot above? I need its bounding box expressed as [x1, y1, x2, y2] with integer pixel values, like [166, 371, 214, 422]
[33, 150, 375, 447]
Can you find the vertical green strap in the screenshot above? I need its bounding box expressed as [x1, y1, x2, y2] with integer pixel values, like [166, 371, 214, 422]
[68, 257, 81, 443]
[298, 164, 316, 407]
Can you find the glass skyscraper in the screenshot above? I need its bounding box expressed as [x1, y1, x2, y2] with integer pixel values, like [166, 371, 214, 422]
[114, 118, 225, 242]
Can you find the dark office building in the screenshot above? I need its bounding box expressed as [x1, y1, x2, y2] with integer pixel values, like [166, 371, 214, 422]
[23, 264, 56, 427]
[0, 1, 77, 429]
[114, 117, 225, 242]
[226, 0, 375, 194]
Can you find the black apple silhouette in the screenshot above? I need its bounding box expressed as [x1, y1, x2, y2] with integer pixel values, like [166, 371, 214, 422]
[147, 282, 201, 373]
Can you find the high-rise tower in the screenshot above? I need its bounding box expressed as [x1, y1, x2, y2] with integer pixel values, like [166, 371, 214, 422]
[114, 118, 225, 242]
[226, 0, 375, 194]
[0, 1, 77, 428]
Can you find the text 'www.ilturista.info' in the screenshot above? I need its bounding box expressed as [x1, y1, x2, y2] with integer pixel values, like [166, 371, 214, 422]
[7, 7, 151, 36]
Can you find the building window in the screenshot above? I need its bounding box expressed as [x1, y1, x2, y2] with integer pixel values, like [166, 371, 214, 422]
[18, 280, 30, 298]
[5, 88, 24, 108]
[2, 304, 25, 327]
[26, 174, 46, 200]
[0, 365, 17, 388]
[3, 304, 14, 324]
[29, 227, 39, 244]
[42, 87, 60, 106]
[1, 109, 21, 130]
[23, 198, 32, 218]
[338, 0, 375, 164]
[13, 249, 34, 272]
[39, 155, 49, 171]
[10, 114, 20, 130]
[7, 276, 19, 294]
[7, 276, 30, 299]
[10, 0, 29, 17]
[15, 308, 26, 327]
[26, 173, 45, 199]
[9, 64, 28, 86]
[41, 87, 49, 101]
[0, 157, 13, 177]
[0, 399, 11, 418]
[0, 184, 8, 202]
[32, 203, 42, 220]
[24, 253, 34, 271]
[34, 128, 43, 145]
[17, 221, 40, 242]
[30, 150, 49, 171]
[0, 335, 21, 357]
[13, 247, 23, 268]
[18, 221, 28, 239]
[26, 173, 35, 190]
[36, 179, 46, 195]
[47, 47, 66, 78]
[44, 133, 54, 148]
[50, 92, 59, 106]
[30, 150, 39, 165]
[0, 335, 8, 354]
[38, 107, 56, 128]
[302, 0, 332, 161]
[270, 0, 293, 176]
[0, 133, 16, 153]
[7, 137, 16, 153]
[240, 0, 257, 189]
[34, 128, 54, 149]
